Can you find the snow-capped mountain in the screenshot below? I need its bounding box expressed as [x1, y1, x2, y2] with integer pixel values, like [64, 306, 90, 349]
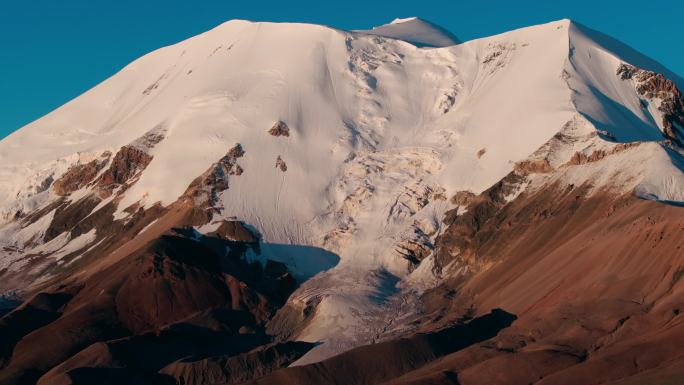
[1, 17, 683, 385]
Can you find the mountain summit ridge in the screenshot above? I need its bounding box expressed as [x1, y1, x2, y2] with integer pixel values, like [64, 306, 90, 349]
[355, 16, 461, 47]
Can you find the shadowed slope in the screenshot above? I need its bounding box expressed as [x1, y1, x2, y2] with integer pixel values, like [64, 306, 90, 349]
[0, 227, 332, 385]
[246, 309, 515, 385]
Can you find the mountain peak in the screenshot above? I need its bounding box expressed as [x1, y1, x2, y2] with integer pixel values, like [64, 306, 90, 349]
[390, 16, 419, 24]
[355, 17, 460, 47]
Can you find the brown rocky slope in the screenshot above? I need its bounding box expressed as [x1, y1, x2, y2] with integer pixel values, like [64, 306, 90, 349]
[0, 226, 311, 385]
[241, 182, 684, 385]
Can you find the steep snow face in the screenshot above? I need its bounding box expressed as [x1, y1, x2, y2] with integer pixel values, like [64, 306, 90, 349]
[354, 17, 461, 47]
[565, 22, 681, 142]
[1, 18, 683, 362]
[0, 19, 575, 251]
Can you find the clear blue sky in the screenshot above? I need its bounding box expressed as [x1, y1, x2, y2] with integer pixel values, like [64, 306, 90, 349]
[0, 0, 681, 138]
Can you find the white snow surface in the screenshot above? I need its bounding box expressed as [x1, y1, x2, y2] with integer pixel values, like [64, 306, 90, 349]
[355, 17, 461, 47]
[1, 18, 684, 361]
[391, 17, 418, 24]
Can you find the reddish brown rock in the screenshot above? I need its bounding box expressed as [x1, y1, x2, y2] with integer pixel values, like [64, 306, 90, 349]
[268, 121, 290, 137]
[617, 63, 684, 143]
[52, 154, 110, 196]
[275, 156, 287, 172]
[566, 142, 640, 166]
[96, 146, 152, 196]
[43, 196, 101, 242]
[514, 158, 553, 174]
[450, 190, 477, 206]
[208, 221, 259, 243]
[395, 238, 433, 267]
[227, 143, 245, 158]
[182, 144, 246, 213]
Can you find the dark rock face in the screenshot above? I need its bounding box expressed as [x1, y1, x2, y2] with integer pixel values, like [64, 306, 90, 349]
[566, 142, 639, 165]
[395, 230, 433, 268]
[450, 190, 477, 206]
[227, 143, 245, 158]
[267, 121, 290, 137]
[43, 196, 101, 242]
[42, 127, 166, 246]
[88, 126, 167, 198]
[52, 153, 111, 196]
[132, 126, 167, 149]
[182, 144, 245, 217]
[208, 221, 259, 243]
[514, 158, 553, 174]
[275, 156, 287, 172]
[617, 63, 684, 143]
[96, 146, 153, 196]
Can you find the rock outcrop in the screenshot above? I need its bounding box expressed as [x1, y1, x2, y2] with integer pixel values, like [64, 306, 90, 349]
[182, 143, 245, 213]
[268, 121, 290, 137]
[52, 153, 111, 196]
[275, 156, 287, 172]
[96, 146, 153, 196]
[514, 158, 553, 174]
[617, 63, 684, 143]
[566, 142, 640, 165]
